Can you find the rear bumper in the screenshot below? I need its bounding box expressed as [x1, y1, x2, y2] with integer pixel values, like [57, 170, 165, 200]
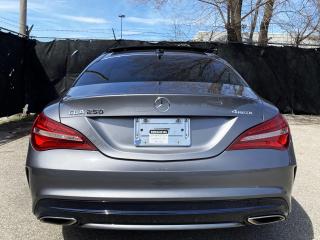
[34, 198, 289, 229]
[26, 143, 296, 229]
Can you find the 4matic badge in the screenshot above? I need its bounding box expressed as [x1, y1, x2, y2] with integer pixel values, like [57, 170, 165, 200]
[232, 109, 253, 115]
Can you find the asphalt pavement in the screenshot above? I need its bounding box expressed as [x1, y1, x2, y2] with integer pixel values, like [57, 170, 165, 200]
[0, 115, 319, 240]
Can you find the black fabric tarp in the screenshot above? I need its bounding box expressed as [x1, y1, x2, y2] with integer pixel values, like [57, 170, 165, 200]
[0, 32, 26, 116]
[1, 31, 320, 116]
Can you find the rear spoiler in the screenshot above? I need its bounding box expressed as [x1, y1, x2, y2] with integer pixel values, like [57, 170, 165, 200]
[108, 44, 218, 55]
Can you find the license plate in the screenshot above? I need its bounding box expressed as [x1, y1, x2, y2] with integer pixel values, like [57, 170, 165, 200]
[134, 118, 191, 146]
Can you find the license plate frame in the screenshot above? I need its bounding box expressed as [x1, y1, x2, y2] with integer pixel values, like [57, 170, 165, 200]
[134, 118, 191, 147]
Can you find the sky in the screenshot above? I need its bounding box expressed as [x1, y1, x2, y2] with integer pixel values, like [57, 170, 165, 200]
[0, 0, 215, 41]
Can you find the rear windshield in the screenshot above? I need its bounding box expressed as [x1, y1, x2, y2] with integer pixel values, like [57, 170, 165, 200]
[74, 53, 246, 87]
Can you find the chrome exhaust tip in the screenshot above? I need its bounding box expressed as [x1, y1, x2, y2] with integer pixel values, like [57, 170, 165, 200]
[39, 216, 77, 226]
[247, 215, 285, 225]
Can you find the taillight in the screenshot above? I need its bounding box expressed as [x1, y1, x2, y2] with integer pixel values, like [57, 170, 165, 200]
[227, 114, 290, 151]
[31, 113, 97, 151]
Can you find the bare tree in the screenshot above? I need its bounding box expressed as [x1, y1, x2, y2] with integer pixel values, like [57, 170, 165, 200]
[198, 0, 269, 42]
[139, 0, 270, 42]
[258, 0, 276, 45]
[227, 0, 243, 41]
[274, 0, 320, 47]
[197, 0, 290, 44]
[249, 0, 263, 42]
[135, 0, 320, 47]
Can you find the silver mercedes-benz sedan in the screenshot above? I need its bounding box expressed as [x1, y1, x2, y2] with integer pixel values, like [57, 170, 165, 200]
[26, 46, 296, 230]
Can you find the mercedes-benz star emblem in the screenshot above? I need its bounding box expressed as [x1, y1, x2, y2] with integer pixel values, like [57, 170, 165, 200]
[154, 97, 170, 112]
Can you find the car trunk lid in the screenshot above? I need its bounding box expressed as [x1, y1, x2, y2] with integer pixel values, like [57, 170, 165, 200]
[59, 82, 264, 161]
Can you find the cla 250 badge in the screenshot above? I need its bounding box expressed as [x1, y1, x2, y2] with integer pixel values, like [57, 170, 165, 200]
[69, 109, 104, 116]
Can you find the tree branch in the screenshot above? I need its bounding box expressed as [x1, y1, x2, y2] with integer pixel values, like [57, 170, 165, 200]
[240, 0, 268, 21]
[197, 0, 227, 26]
